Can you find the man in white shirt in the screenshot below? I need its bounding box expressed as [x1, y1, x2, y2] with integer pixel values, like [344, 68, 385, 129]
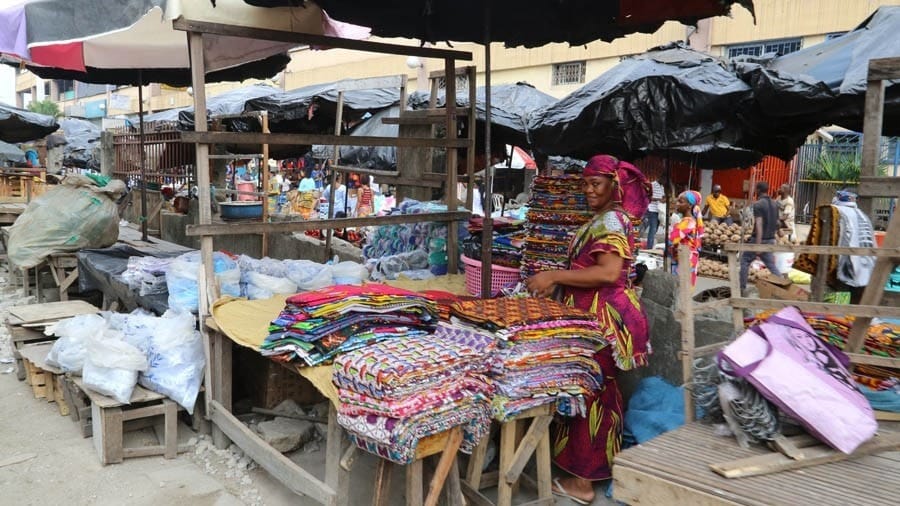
[644, 176, 664, 249]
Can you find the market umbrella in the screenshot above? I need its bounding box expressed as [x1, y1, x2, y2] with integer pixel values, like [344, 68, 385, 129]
[743, 5, 900, 135]
[1, 0, 368, 240]
[0, 140, 27, 164]
[0, 102, 60, 143]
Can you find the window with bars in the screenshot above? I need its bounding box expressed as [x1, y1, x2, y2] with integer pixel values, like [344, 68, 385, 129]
[436, 75, 469, 91]
[552, 61, 586, 86]
[727, 38, 802, 59]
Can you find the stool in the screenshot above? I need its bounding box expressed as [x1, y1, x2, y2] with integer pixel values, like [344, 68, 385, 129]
[463, 404, 555, 506]
[369, 426, 465, 506]
[18, 342, 70, 416]
[72, 378, 179, 466]
[46, 253, 79, 302]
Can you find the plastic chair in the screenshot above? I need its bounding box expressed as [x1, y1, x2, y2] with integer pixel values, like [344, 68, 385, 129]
[491, 193, 504, 215]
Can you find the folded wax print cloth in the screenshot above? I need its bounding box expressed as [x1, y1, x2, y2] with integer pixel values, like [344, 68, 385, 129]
[450, 297, 596, 333]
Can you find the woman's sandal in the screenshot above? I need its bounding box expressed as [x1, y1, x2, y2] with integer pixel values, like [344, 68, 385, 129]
[551, 477, 593, 505]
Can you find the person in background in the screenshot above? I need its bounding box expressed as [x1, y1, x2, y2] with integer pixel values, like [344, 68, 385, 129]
[702, 184, 732, 224]
[740, 181, 782, 294]
[643, 175, 664, 249]
[297, 170, 316, 193]
[322, 173, 347, 216]
[670, 190, 704, 287]
[524, 154, 650, 505]
[356, 176, 375, 217]
[776, 183, 795, 241]
[311, 163, 324, 190]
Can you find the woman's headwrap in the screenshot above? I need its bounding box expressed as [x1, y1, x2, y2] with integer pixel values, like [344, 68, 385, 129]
[679, 190, 705, 237]
[583, 154, 650, 220]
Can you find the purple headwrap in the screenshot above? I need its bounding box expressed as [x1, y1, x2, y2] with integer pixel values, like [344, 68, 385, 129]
[583, 154, 650, 220]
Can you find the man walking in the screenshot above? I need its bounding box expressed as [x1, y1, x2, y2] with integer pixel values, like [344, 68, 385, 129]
[740, 181, 782, 293]
[776, 183, 795, 241]
[644, 175, 664, 249]
[703, 184, 732, 224]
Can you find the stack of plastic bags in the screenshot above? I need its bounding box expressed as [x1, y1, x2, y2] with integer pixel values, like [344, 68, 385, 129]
[121, 256, 173, 296]
[45, 309, 205, 413]
[520, 176, 592, 279]
[333, 321, 496, 464]
[450, 297, 606, 420]
[262, 284, 439, 366]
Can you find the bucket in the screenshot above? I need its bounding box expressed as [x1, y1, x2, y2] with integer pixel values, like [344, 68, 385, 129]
[874, 231, 886, 248]
[237, 182, 257, 202]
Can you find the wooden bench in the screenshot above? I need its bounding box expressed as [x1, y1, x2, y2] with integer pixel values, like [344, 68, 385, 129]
[72, 378, 179, 466]
[18, 342, 69, 416]
[462, 403, 555, 506]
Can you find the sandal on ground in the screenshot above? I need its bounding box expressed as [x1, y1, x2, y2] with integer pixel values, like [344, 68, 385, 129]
[551, 477, 592, 505]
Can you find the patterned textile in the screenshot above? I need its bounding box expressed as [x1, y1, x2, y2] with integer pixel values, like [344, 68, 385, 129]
[582, 154, 651, 221]
[338, 375, 491, 418]
[450, 297, 596, 332]
[794, 205, 841, 283]
[669, 216, 702, 286]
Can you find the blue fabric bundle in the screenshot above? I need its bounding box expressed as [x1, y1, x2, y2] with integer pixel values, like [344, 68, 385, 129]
[623, 376, 685, 446]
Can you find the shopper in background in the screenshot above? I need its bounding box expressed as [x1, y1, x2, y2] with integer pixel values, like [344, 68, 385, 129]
[776, 183, 796, 241]
[670, 190, 705, 287]
[740, 181, 782, 293]
[702, 184, 732, 224]
[643, 175, 664, 249]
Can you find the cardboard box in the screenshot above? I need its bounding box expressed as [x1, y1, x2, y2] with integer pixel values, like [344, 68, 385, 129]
[755, 273, 810, 301]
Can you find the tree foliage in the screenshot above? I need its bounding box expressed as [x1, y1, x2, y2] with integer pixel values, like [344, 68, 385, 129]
[27, 98, 61, 118]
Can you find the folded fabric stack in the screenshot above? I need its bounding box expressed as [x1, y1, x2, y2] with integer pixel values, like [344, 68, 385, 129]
[262, 284, 439, 366]
[450, 297, 607, 421]
[333, 322, 496, 464]
[520, 175, 592, 278]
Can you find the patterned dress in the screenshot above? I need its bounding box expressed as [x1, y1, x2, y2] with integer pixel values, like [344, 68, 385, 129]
[553, 208, 651, 481]
[669, 216, 702, 286]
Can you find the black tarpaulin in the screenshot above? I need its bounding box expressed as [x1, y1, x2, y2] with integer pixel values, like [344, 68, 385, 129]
[173, 83, 282, 131]
[0, 140, 26, 164]
[0, 102, 60, 143]
[56, 118, 101, 170]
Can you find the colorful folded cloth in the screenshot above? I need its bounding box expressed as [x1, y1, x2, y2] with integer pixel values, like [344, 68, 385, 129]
[450, 297, 596, 332]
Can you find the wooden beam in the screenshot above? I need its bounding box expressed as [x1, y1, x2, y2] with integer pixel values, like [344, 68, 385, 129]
[186, 211, 470, 237]
[844, 353, 900, 369]
[729, 297, 900, 318]
[208, 401, 335, 505]
[429, 67, 472, 79]
[857, 176, 900, 198]
[867, 57, 900, 81]
[614, 466, 743, 506]
[172, 19, 473, 61]
[181, 131, 470, 149]
[859, 77, 886, 219]
[692, 298, 733, 314]
[678, 245, 695, 423]
[709, 431, 900, 479]
[722, 243, 900, 257]
[503, 414, 553, 484]
[330, 75, 405, 92]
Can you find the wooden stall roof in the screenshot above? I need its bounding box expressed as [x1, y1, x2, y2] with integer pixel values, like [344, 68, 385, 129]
[614, 422, 900, 506]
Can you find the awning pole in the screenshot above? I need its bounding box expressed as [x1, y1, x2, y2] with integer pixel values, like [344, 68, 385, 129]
[138, 71, 149, 241]
[479, 4, 494, 298]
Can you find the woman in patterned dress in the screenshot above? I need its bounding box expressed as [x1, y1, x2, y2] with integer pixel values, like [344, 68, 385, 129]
[524, 154, 651, 504]
[669, 190, 704, 287]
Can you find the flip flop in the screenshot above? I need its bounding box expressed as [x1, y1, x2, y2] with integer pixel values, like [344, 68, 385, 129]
[552, 477, 592, 505]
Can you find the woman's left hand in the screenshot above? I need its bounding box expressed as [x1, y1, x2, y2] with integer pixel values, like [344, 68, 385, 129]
[525, 271, 558, 298]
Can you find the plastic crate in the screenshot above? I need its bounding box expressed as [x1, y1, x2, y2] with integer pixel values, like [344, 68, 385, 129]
[460, 255, 520, 297]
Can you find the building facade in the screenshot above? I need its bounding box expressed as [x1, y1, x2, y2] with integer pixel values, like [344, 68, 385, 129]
[14, 1, 898, 121]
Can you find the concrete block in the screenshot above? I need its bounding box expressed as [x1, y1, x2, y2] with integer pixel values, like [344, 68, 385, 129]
[641, 269, 677, 309]
[256, 417, 314, 453]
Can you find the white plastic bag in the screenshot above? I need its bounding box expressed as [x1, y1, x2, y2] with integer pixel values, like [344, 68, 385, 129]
[245, 271, 298, 300]
[166, 251, 241, 313]
[138, 311, 205, 414]
[45, 313, 108, 374]
[331, 261, 369, 285]
[284, 259, 333, 291]
[83, 334, 149, 404]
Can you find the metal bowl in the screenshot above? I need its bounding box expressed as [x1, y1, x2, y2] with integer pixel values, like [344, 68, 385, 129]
[220, 201, 262, 220]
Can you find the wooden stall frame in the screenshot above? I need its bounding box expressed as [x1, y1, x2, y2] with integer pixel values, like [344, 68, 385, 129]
[177, 18, 476, 506]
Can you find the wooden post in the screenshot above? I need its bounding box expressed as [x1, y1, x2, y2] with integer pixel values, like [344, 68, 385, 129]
[810, 210, 832, 302]
[678, 244, 695, 422]
[466, 66, 477, 212]
[325, 91, 344, 258]
[444, 58, 459, 275]
[858, 78, 885, 220]
[261, 110, 270, 257]
[728, 249, 743, 332]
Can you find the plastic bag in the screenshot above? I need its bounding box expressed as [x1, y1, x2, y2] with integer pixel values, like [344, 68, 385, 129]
[45, 313, 108, 374]
[166, 251, 241, 313]
[138, 311, 205, 414]
[368, 249, 429, 280]
[7, 175, 126, 269]
[284, 259, 333, 291]
[83, 333, 149, 404]
[245, 271, 298, 300]
[119, 309, 159, 353]
[331, 261, 369, 285]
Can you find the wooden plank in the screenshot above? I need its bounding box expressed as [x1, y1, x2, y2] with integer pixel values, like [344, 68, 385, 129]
[859, 77, 886, 219]
[173, 19, 473, 61]
[121, 404, 166, 422]
[209, 400, 335, 505]
[867, 57, 900, 82]
[72, 378, 165, 408]
[811, 210, 832, 302]
[424, 427, 463, 506]
[372, 459, 393, 506]
[8, 300, 99, 324]
[497, 418, 517, 506]
[93, 404, 124, 465]
[844, 353, 900, 369]
[416, 431, 451, 459]
[444, 458, 464, 506]
[503, 414, 553, 484]
[325, 403, 350, 506]
[16, 342, 60, 373]
[459, 481, 493, 506]
[728, 252, 744, 332]
[186, 211, 471, 237]
[678, 245, 696, 422]
[692, 342, 728, 357]
[614, 465, 743, 506]
[721, 242, 899, 257]
[857, 176, 900, 198]
[444, 57, 460, 276]
[181, 131, 471, 149]
[534, 420, 552, 502]
[693, 297, 733, 314]
[464, 435, 489, 490]
[875, 411, 900, 422]
[729, 297, 900, 319]
[709, 432, 900, 479]
[406, 458, 424, 506]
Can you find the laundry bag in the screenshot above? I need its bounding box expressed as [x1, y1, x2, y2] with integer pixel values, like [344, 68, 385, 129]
[719, 306, 876, 453]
